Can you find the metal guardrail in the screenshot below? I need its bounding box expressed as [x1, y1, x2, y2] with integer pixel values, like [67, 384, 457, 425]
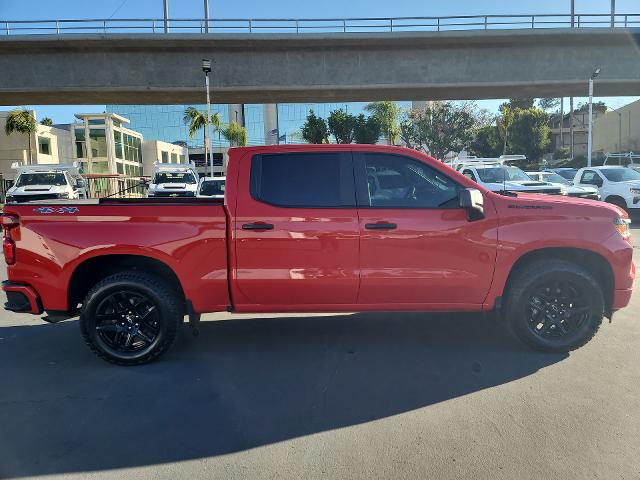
[1, 13, 639, 36]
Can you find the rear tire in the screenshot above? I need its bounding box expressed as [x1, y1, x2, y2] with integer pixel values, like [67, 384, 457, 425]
[505, 260, 604, 353]
[80, 271, 182, 365]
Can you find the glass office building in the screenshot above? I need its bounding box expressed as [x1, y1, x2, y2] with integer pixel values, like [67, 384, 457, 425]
[108, 102, 413, 146]
[106, 104, 231, 148]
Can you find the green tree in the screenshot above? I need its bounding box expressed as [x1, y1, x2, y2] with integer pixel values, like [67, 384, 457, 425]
[301, 110, 329, 144]
[496, 105, 515, 155]
[327, 108, 356, 144]
[40, 117, 53, 126]
[365, 101, 401, 145]
[469, 125, 502, 158]
[183, 106, 222, 154]
[399, 101, 475, 160]
[507, 107, 550, 161]
[537, 98, 560, 112]
[4, 109, 37, 164]
[221, 121, 248, 147]
[353, 114, 381, 144]
[501, 98, 535, 110]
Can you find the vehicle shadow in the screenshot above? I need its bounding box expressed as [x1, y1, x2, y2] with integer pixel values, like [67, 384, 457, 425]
[0, 312, 566, 478]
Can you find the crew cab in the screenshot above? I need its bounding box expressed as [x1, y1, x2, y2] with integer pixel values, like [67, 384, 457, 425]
[2, 145, 635, 365]
[458, 164, 565, 195]
[6, 164, 87, 203]
[574, 166, 640, 212]
[197, 176, 225, 198]
[526, 171, 600, 200]
[146, 162, 199, 198]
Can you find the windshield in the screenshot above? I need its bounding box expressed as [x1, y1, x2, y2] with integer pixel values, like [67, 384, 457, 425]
[199, 180, 225, 196]
[600, 168, 640, 182]
[553, 169, 578, 181]
[476, 166, 531, 183]
[15, 172, 67, 187]
[154, 172, 196, 184]
[540, 172, 570, 185]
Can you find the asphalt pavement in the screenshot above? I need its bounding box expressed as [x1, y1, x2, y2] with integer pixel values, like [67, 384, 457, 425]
[0, 228, 639, 480]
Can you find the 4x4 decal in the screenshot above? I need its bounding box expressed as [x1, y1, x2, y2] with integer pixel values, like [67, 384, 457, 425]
[33, 207, 80, 214]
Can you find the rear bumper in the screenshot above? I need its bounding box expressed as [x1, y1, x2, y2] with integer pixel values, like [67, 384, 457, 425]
[2, 281, 43, 314]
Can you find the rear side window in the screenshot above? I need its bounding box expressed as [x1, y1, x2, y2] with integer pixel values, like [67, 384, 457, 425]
[250, 152, 355, 207]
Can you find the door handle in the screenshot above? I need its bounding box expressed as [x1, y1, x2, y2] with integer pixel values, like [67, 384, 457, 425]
[242, 222, 274, 231]
[365, 222, 397, 230]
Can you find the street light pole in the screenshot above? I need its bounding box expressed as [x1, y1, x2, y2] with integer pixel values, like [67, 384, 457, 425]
[611, 0, 616, 28]
[203, 59, 213, 178]
[163, 0, 169, 33]
[587, 68, 600, 167]
[204, 0, 209, 33]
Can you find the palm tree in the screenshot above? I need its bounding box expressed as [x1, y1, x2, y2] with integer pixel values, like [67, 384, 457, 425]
[40, 117, 53, 126]
[4, 109, 37, 164]
[183, 106, 222, 161]
[221, 122, 248, 147]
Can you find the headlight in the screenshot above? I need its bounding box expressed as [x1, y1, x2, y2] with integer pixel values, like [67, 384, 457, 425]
[614, 217, 631, 240]
[630, 188, 640, 195]
[56, 192, 69, 199]
[559, 187, 567, 196]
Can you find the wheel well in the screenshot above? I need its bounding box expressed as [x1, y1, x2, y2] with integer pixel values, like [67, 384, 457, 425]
[605, 195, 627, 207]
[68, 254, 185, 313]
[504, 248, 614, 314]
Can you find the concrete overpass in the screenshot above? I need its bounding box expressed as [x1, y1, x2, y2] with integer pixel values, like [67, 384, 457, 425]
[1, 28, 640, 105]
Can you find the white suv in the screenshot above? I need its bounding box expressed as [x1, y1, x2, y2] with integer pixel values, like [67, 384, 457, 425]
[458, 164, 564, 195]
[146, 162, 199, 198]
[574, 166, 640, 212]
[5, 165, 87, 203]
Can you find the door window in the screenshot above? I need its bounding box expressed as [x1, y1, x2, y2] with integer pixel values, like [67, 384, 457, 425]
[580, 170, 602, 186]
[358, 153, 459, 208]
[461, 169, 477, 182]
[250, 152, 355, 207]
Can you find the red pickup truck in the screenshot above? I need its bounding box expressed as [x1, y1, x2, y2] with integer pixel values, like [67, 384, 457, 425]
[2, 145, 635, 365]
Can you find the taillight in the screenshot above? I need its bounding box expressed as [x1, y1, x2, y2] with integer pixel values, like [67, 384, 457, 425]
[3, 237, 16, 265]
[2, 215, 19, 265]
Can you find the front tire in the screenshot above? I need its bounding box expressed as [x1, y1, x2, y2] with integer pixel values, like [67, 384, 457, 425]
[505, 260, 604, 353]
[80, 271, 182, 365]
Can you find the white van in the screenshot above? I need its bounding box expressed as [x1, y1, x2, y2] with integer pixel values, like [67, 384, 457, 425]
[146, 162, 199, 198]
[5, 164, 87, 203]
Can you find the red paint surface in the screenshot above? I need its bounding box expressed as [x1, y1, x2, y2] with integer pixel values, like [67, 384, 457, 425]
[2, 144, 634, 316]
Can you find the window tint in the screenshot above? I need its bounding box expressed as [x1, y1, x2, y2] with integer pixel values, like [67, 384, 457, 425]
[580, 170, 600, 185]
[200, 180, 225, 196]
[361, 153, 459, 208]
[251, 152, 354, 207]
[462, 169, 476, 181]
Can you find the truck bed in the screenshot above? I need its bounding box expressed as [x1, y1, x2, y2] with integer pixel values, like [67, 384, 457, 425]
[3, 201, 230, 314]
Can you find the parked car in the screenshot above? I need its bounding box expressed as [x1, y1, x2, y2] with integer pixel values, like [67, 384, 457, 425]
[5, 164, 87, 203]
[197, 176, 225, 198]
[526, 171, 600, 200]
[146, 162, 199, 198]
[544, 168, 579, 183]
[458, 164, 565, 195]
[2, 145, 634, 365]
[574, 166, 640, 212]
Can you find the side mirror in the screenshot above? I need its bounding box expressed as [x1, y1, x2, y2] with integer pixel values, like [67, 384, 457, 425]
[595, 179, 603, 187]
[459, 188, 485, 221]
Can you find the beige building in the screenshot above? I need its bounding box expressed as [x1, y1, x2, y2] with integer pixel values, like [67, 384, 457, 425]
[549, 104, 607, 158]
[141, 140, 189, 176]
[592, 99, 640, 155]
[0, 110, 72, 180]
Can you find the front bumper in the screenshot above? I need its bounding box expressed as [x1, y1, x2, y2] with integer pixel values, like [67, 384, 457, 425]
[2, 281, 43, 314]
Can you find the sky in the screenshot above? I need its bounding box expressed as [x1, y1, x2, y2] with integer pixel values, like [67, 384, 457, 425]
[1, 0, 638, 123]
